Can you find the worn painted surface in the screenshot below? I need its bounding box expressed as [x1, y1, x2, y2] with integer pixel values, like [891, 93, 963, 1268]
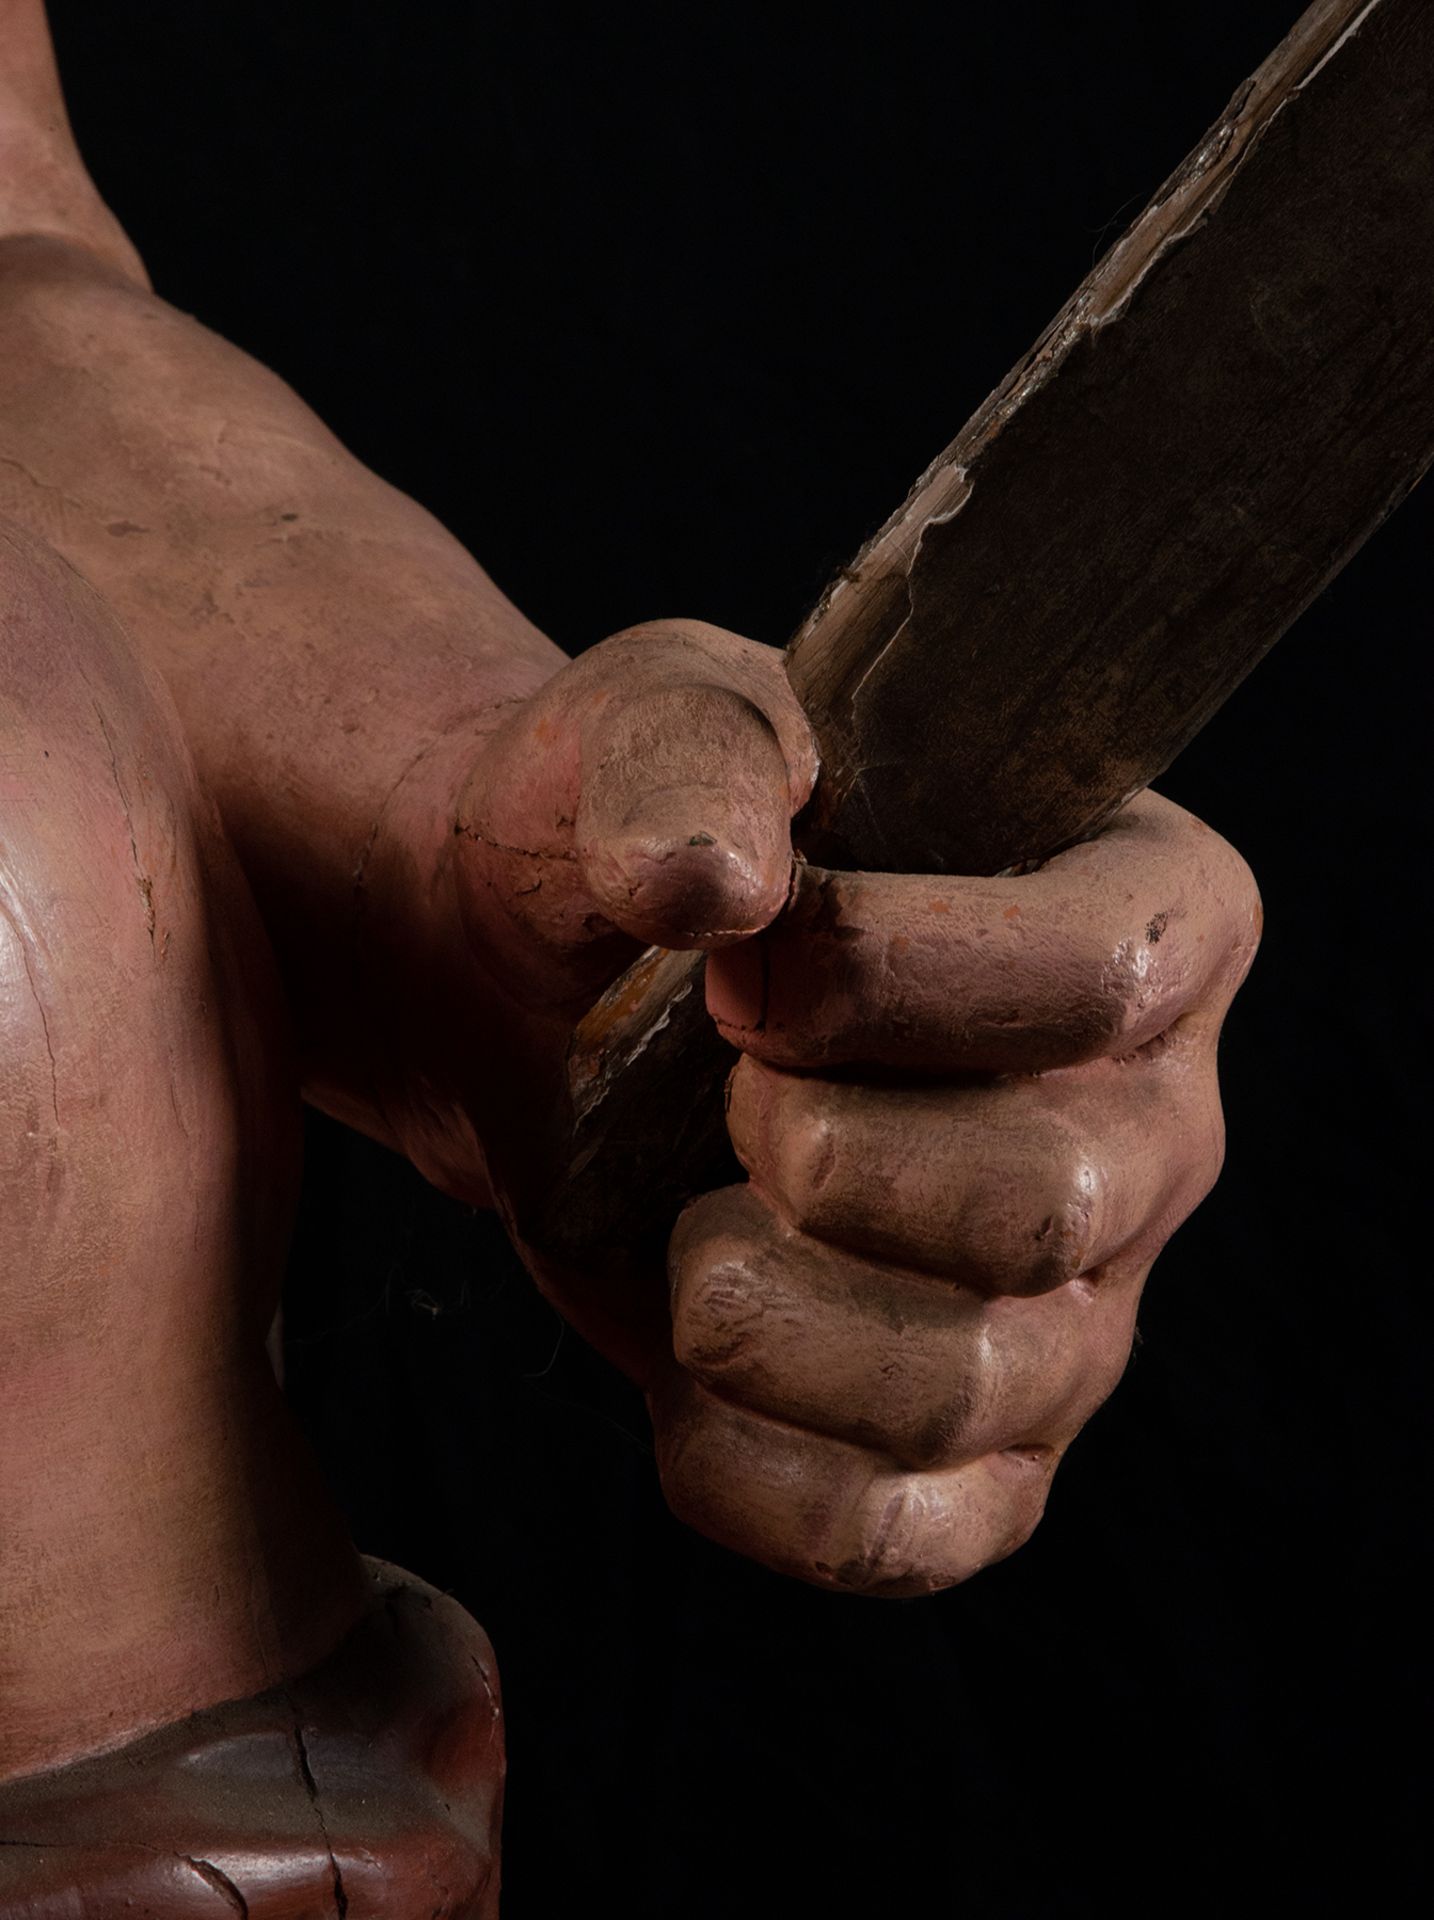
[787, 0, 1434, 878]
[0, 524, 367, 1793]
[0, 1561, 504, 1918]
[0, 0, 1410, 1899]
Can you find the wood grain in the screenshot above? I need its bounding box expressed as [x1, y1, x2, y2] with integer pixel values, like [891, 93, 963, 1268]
[788, 0, 1434, 876]
[526, 0, 1433, 1281]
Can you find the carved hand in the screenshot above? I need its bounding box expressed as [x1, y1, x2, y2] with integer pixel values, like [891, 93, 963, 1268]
[445, 620, 1261, 1593]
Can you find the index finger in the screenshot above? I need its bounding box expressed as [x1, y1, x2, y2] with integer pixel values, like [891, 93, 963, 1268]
[705, 791, 1260, 1073]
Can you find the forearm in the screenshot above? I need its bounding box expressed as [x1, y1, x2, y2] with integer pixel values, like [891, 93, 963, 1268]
[147, 482, 566, 1178]
[152, 485, 569, 1174]
[117, 377, 569, 1161]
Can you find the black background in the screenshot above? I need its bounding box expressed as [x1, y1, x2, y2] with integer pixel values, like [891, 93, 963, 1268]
[51, 2, 1425, 1913]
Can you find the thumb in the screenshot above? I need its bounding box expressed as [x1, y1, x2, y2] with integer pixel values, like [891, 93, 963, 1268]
[577, 640, 811, 951]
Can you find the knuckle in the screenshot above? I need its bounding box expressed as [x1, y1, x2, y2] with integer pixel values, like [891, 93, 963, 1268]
[670, 1251, 765, 1384]
[1024, 1179, 1102, 1290]
[828, 1335, 997, 1473]
[1027, 933, 1155, 1065]
[656, 1355, 1056, 1595]
[668, 1188, 774, 1387]
[723, 1057, 762, 1167]
[723, 1055, 789, 1176]
[771, 1110, 840, 1234]
[726, 1062, 843, 1233]
[974, 1134, 1103, 1294]
[816, 1462, 1048, 1596]
[817, 1477, 934, 1593]
[1094, 934, 1162, 1048]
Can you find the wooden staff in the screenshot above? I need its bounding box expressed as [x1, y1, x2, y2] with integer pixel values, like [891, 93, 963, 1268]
[528, 0, 1434, 1274]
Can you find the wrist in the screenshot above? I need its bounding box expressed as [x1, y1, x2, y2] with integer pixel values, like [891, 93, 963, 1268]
[319, 704, 595, 1211]
[297, 718, 511, 1195]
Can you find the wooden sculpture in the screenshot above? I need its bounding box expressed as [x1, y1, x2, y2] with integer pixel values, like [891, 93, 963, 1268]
[0, 0, 1429, 1909]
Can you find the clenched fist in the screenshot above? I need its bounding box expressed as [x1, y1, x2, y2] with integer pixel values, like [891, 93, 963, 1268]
[448, 620, 1261, 1595]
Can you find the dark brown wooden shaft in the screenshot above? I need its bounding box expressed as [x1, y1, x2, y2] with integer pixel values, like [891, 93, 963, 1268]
[533, 0, 1434, 1273]
[789, 0, 1434, 878]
